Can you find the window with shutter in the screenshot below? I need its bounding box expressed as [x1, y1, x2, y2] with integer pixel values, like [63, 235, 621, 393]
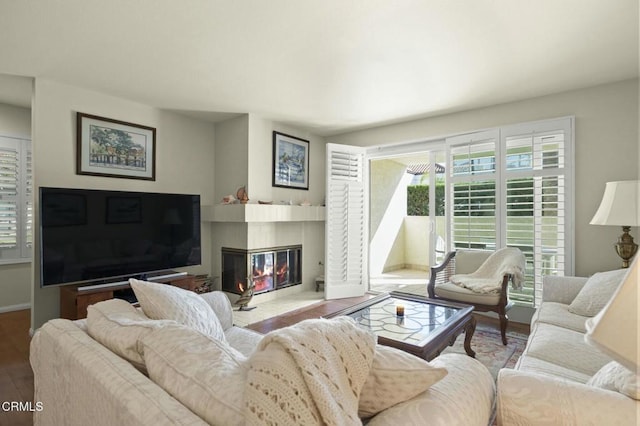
[448, 133, 498, 251]
[445, 119, 573, 308]
[503, 125, 569, 307]
[325, 143, 367, 299]
[0, 135, 32, 263]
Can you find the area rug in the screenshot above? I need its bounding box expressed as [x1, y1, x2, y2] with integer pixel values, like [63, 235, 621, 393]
[442, 323, 528, 380]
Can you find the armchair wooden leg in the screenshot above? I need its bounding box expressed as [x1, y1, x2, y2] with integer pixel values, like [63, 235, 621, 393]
[499, 313, 508, 345]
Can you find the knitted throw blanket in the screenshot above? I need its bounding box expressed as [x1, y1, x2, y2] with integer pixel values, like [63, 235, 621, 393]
[451, 247, 526, 294]
[244, 317, 376, 426]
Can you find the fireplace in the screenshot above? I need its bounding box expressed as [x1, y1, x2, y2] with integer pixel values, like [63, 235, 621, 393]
[222, 245, 302, 295]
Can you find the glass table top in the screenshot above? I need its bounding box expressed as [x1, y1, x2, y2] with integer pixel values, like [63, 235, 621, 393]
[345, 296, 462, 345]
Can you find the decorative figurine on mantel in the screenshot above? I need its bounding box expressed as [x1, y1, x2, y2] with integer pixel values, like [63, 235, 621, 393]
[221, 194, 236, 204]
[234, 279, 256, 311]
[236, 186, 249, 204]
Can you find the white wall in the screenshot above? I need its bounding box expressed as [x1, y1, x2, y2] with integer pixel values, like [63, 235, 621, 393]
[0, 103, 32, 312]
[248, 114, 326, 205]
[214, 115, 249, 202]
[330, 79, 639, 277]
[369, 159, 409, 274]
[404, 217, 430, 270]
[0, 102, 31, 135]
[31, 79, 216, 329]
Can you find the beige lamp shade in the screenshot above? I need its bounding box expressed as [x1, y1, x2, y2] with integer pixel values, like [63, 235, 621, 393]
[590, 181, 640, 226]
[584, 257, 639, 372]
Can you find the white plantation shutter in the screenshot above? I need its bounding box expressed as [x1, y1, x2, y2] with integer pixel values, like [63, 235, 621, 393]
[445, 119, 572, 308]
[24, 146, 33, 252]
[447, 131, 498, 251]
[502, 119, 571, 307]
[0, 135, 32, 262]
[452, 180, 497, 248]
[325, 143, 367, 299]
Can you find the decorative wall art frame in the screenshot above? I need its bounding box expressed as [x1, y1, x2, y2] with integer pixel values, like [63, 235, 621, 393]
[76, 112, 156, 180]
[272, 131, 309, 190]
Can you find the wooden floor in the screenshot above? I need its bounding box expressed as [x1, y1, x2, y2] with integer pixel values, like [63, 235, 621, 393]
[245, 294, 531, 335]
[0, 309, 33, 426]
[246, 294, 375, 333]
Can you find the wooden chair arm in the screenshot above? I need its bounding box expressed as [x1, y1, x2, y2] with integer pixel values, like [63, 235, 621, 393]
[431, 251, 457, 274]
[428, 251, 457, 298]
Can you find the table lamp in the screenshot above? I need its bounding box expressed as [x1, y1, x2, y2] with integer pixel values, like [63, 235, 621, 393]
[590, 181, 639, 268]
[584, 256, 639, 372]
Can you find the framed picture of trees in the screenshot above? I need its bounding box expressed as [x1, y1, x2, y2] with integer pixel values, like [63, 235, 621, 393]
[272, 131, 309, 190]
[76, 112, 156, 180]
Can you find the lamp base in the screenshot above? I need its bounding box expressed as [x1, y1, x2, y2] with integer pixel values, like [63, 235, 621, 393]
[615, 226, 638, 268]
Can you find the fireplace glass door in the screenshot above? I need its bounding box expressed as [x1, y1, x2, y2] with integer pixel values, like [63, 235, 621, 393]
[221, 245, 302, 295]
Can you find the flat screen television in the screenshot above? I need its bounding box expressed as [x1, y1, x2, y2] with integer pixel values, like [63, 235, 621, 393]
[39, 187, 201, 287]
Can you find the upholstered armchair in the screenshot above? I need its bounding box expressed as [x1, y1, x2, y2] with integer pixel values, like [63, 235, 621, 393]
[428, 249, 523, 345]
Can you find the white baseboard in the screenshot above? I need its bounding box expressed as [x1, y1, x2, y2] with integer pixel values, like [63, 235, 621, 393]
[0, 302, 30, 314]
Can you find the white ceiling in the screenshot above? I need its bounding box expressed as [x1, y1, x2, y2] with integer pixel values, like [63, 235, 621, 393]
[0, 0, 637, 135]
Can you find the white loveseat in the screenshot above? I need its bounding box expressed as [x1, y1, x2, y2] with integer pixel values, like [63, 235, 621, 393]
[31, 290, 496, 426]
[496, 272, 639, 425]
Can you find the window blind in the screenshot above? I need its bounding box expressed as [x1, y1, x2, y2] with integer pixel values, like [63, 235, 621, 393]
[448, 134, 498, 251]
[504, 130, 568, 307]
[0, 136, 32, 261]
[446, 120, 572, 308]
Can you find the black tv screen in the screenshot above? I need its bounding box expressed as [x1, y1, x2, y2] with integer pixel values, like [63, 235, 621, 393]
[39, 187, 201, 287]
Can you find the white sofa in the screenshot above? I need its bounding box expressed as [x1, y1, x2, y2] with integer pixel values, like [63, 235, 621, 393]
[496, 273, 639, 425]
[31, 291, 496, 426]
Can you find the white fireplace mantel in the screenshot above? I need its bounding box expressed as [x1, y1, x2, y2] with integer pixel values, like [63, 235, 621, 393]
[203, 204, 326, 223]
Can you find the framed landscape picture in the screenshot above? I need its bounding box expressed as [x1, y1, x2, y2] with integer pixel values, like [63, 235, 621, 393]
[272, 131, 309, 190]
[76, 112, 156, 180]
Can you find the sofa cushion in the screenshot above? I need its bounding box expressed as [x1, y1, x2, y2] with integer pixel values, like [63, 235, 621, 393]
[497, 368, 637, 426]
[568, 269, 626, 317]
[224, 326, 263, 357]
[199, 291, 234, 330]
[531, 301, 588, 333]
[141, 325, 247, 426]
[86, 298, 176, 370]
[130, 278, 226, 341]
[368, 354, 494, 426]
[515, 354, 593, 383]
[587, 361, 640, 400]
[523, 323, 611, 378]
[358, 344, 448, 418]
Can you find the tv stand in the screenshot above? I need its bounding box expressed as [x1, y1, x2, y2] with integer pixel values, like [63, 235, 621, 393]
[60, 273, 203, 320]
[75, 271, 188, 292]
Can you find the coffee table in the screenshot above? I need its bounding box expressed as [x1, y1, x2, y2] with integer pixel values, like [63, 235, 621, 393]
[326, 292, 476, 361]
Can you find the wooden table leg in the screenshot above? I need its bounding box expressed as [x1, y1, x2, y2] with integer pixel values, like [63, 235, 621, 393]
[463, 316, 477, 358]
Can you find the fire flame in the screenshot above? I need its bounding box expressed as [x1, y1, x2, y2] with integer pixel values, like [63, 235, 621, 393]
[276, 264, 288, 276]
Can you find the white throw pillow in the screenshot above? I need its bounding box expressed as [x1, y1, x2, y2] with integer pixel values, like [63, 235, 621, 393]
[141, 325, 247, 426]
[587, 361, 640, 400]
[568, 269, 627, 317]
[358, 344, 448, 418]
[86, 298, 176, 370]
[129, 278, 226, 341]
